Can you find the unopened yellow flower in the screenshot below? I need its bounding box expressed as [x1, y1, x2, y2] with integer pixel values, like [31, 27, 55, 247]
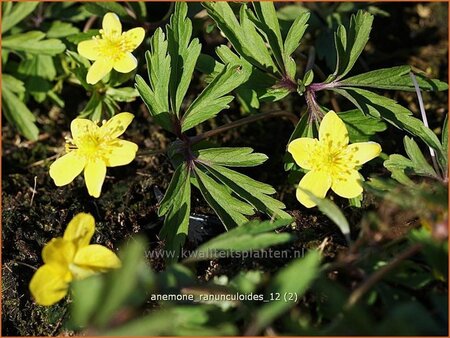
[29, 213, 121, 306]
[49, 113, 138, 198]
[288, 111, 381, 208]
[78, 12, 145, 84]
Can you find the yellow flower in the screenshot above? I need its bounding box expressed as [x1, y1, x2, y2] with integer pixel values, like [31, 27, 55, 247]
[49, 113, 138, 198]
[288, 111, 381, 208]
[29, 213, 121, 306]
[77, 12, 145, 84]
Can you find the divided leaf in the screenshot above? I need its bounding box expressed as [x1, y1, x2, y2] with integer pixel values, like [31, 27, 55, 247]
[196, 147, 268, 167]
[338, 109, 387, 142]
[135, 28, 172, 132]
[3, 31, 66, 55]
[330, 10, 373, 81]
[341, 66, 448, 92]
[384, 136, 440, 185]
[158, 163, 192, 259]
[181, 63, 249, 132]
[184, 218, 295, 262]
[167, 2, 202, 116]
[2, 75, 39, 140]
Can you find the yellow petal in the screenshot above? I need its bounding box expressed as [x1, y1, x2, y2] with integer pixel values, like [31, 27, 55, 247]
[29, 264, 72, 306]
[102, 12, 122, 36]
[113, 52, 138, 73]
[104, 140, 138, 167]
[123, 27, 145, 50]
[63, 213, 95, 249]
[100, 112, 134, 139]
[331, 169, 363, 198]
[77, 39, 100, 61]
[86, 58, 113, 85]
[296, 170, 332, 208]
[74, 244, 121, 271]
[319, 111, 349, 148]
[347, 142, 381, 166]
[84, 159, 107, 198]
[42, 238, 76, 266]
[49, 152, 86, 186]
[288, 138, 319, 170]
[71, 118, 99, 144]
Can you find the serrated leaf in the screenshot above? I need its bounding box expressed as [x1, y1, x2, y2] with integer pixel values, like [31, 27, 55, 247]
[83, 2, 129, 17]
[332, 87, 445, 168]
[1, 2, 39, 34]
[249, 250, 321, 335]
[339, 109, 387, 142]
[159, 163, 192, 258]
[2, 78, 39, 141]
[184, 218, 295, 262]
[203, 163, 290, 220]
[195, 165, 254, 228]
[3, 31, 66, 55]
[181, 63, 248, 132]
[331, 10, 373, 81]
[340, 66, 448, 92]
[106, 87, 138, 102]
[197, 147, 268, 167]
[283, 11, 310, 58]
[167, 2, 201, 116]
[252, 2, 284, 71]
[202, 2, 278, 74]
[299, 188, 351, 244]
[135, 28, 172, 131]
[46, 20, 80, 38]
[384, 136, 439, 184]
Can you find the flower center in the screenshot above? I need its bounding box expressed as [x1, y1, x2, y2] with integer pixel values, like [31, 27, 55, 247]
[66, 127, 117, 162]
[311, 141, 354, 180]
[94, 29, 135, 62]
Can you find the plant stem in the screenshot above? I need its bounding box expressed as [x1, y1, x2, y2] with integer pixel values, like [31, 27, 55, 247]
[189, 110, 299, 145]
[409, 72, 442, 178]
[344, 243, 422, 309]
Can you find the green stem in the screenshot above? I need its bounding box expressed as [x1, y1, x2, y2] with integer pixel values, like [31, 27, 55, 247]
[189, 110, 299, 145]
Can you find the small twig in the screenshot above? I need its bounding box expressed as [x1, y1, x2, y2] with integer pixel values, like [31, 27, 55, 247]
[190, 110, 299, 145]
[305, 46, 316, 73]
[409, 72, 442, 178]
[27, 154, 58, 168]
[136, 149, 166, 157]
[344, 243, 422, 309]
[13, 261, 38, 271]
[30, 176, 38, 207]
[83, 16, 97, 32]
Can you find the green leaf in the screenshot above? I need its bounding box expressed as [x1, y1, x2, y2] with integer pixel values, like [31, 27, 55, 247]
[195, 165, 254, 228]
[197, 147, 268, 167]
[94, 237, 153, 327]
[46, 20, 80, 38]
[384, 136, 439, 184]
[167, 2, 202, 115]
[283, 11, 310, 58]
[70, 276, 104, 329]
[332, 87, 445, 166]
[106, 87, 138, 102]
[441, 115, 448, 175]
[331, 10, 373, 81]
[3, 31, 66, 55]
[202, 2, 278, 74]
[1, 2, 39, 33]
[340, 66, 448, 92]
[2, 76, 39, 141]
[249, 250, 321, 335]
[181, 63, 248, 132]
[83, 2, 129, 17]
[252, 2, 284, 71]
[159, 163, 191, 258]
[339, 109, 387, 142]
[18, 54, 56, 81]
[203, 163, 290, 220]
[184, 218, 295, 262]
[299, 188, 351, 244]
